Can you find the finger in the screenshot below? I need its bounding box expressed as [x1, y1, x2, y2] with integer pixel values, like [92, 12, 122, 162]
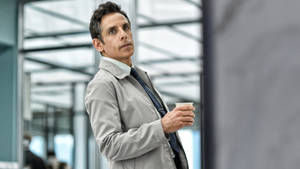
[183, 112, 195, 118]
[186, 122, 194, 126]
[178, 117, 194, 123]
[181, 121, 194, 127]
[178, 111, 195, 118]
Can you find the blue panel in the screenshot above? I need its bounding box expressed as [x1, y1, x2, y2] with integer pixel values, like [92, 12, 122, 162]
[193, 130, 201, 169]
[0, 46, 16, 161]
[0, 0, 17, 45]
[0, 0, 18, 162]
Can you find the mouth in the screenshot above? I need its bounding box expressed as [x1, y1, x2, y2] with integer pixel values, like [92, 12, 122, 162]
[120, 42, 133, 49]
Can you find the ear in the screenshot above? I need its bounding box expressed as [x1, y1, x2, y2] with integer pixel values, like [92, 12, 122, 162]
[92, 38, 104, 53]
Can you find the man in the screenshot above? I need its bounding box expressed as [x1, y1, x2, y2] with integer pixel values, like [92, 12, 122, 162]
[24, 133, 47, 169]
[46, 150, 59, 169]
[85, 2, 195, 169]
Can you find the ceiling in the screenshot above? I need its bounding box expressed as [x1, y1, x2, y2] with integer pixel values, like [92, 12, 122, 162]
[21, 0, 202, 111]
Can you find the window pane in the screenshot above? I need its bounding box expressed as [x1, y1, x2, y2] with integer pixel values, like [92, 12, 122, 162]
[54, 134, 74, 166]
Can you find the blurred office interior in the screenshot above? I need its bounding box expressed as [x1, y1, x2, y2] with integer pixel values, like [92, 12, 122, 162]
[2, 0, 300, 169]
[0, 0, 202, 169]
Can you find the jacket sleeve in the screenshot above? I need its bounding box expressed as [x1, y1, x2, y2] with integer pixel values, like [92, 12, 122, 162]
[85, 80, 169, 161]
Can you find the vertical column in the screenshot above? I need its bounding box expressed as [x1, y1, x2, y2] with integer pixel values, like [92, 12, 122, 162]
[0, 0, 20, 168]
[47, 107, 55, 151]
[202, 0, 215, 169]
[45, 105, 55, 154]
[73, 83, 88, 169]
[210, 0, 300, 169]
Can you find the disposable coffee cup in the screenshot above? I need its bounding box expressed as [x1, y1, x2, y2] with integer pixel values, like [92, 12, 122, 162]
[175, 102, 194, 108]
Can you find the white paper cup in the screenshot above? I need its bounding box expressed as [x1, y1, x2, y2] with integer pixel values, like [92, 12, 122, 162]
[175, 102, 194, 108]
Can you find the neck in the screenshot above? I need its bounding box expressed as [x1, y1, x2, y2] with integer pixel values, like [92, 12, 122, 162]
[121, 58, 132, 67]
[105, 56, 132, 67]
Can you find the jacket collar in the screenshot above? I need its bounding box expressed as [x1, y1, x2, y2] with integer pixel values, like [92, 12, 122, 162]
[102, 57, 131, 74]
[99, 58, 130, 79]
[99, 57, 148, 80]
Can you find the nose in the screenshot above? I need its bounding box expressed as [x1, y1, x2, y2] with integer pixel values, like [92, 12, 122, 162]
[119, 28, 128, 41]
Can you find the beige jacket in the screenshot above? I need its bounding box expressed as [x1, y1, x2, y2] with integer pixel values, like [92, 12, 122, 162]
[85, 59, 188, 169]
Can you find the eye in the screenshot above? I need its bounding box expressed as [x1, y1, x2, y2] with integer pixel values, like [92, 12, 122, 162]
[108, 28, 116, 35]
[123, 24, 130, 31]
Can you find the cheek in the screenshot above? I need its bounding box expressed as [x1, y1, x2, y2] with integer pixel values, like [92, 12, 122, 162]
[104, 43, 115, 51]
[129, 32, 133, 38]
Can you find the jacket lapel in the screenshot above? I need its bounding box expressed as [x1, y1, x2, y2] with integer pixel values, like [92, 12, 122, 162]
[135, 67, 170, 112]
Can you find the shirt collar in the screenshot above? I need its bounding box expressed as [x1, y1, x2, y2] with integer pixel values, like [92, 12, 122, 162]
[102, 57, 132, 75]
[99, 57, 133, 79]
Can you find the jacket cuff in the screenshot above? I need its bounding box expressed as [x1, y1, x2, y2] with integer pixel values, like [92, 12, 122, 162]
[153, 119, 169, 142]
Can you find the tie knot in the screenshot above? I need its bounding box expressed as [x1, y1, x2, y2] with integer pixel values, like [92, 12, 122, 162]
[130, 68, 138, 78]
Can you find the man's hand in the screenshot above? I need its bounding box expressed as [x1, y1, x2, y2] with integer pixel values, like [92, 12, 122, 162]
[161, 105, 195, 133]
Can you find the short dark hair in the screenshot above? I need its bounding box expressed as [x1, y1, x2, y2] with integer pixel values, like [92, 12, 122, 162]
[89, 1, 131, 43]
[47, 150, 56, 157]
[24, 132, 32, 142]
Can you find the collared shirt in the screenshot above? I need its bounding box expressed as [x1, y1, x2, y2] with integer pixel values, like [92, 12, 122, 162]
[101, 56, 132, 76]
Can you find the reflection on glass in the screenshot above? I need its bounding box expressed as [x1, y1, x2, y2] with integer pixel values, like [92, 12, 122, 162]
[178, 129, 201, 169]
[54, 134, 74, 166]
[30, 136, 46, 158]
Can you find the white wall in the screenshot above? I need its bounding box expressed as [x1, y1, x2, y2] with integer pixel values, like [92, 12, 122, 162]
[212, 0, 300, 169]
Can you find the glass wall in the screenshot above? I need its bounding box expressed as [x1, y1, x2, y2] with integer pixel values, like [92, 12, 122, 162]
[136, 0, 202, 168]
[21, 0, 202, 168]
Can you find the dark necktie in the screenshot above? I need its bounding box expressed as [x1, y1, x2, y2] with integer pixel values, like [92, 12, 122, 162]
[130, 68, 180, 153]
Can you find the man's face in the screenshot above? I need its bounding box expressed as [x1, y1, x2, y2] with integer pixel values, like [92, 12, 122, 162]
[96, 12, 134, 63]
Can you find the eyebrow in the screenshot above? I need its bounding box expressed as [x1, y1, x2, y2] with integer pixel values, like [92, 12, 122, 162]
[104, 21, 130, 32]
[107, 26, 116, 32]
